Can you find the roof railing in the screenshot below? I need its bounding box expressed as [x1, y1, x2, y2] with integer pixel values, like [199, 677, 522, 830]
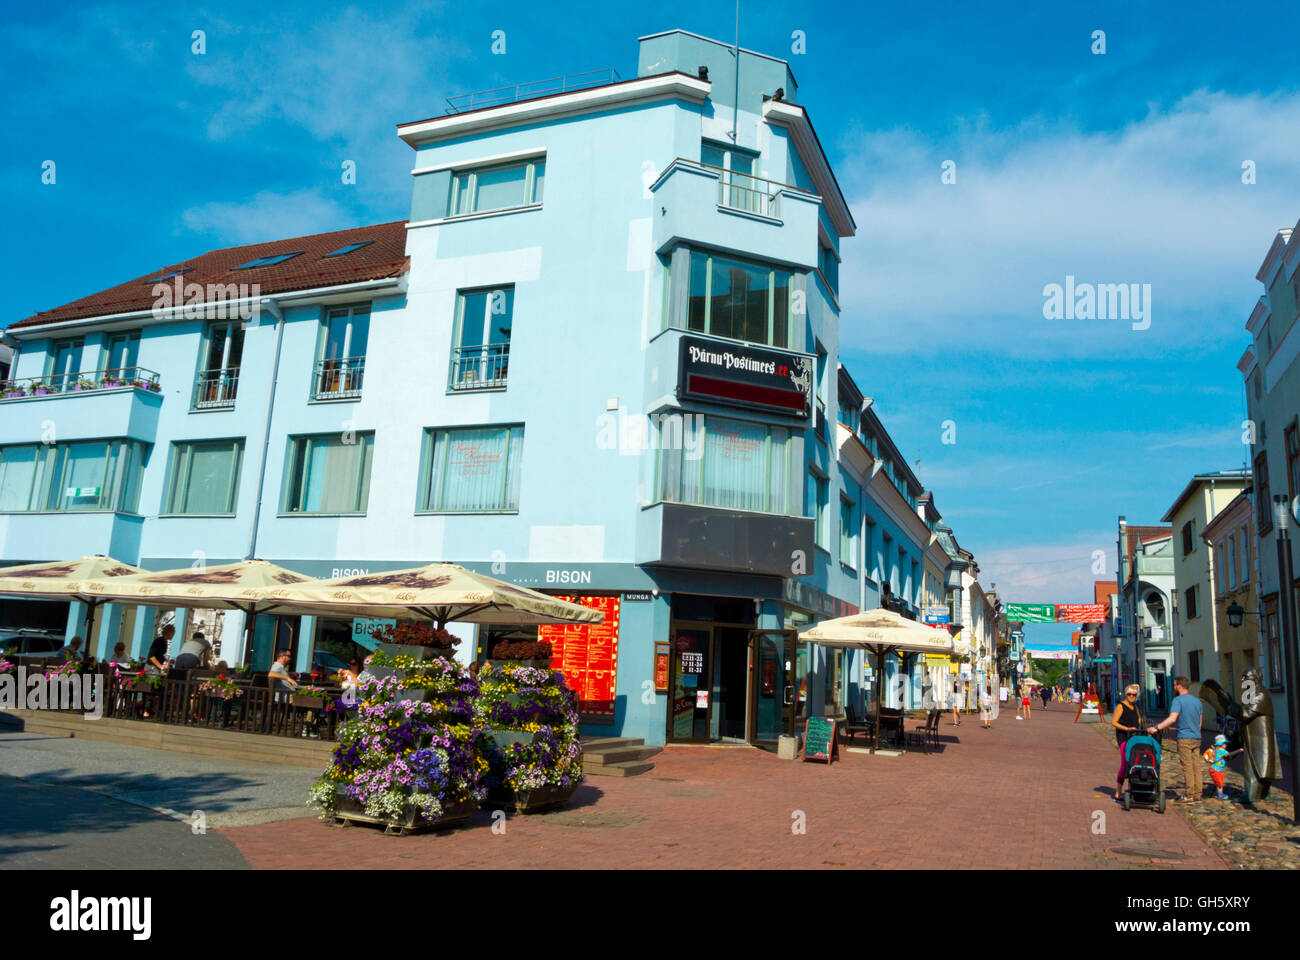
[444, 68, 621, 114]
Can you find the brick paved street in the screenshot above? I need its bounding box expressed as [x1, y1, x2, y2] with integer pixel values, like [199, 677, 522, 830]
[222, 704, 1228, 869]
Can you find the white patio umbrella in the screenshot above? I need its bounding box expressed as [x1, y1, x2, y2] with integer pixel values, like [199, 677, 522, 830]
[0, 555, 145, 657]
[801, 608, 955, 752]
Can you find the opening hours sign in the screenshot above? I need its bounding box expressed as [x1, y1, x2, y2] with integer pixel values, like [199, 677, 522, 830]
[538, 594, 621, 722]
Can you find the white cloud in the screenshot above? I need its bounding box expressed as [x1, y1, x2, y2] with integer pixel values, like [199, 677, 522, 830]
[839, 89, 1300, 357]
[180, 188, 354, 244]
[973, 537, 1115, 604]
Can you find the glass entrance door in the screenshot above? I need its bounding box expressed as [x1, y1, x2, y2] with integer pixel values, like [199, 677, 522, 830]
[668, 627, 712, 742]
[750, 630, 796, 747]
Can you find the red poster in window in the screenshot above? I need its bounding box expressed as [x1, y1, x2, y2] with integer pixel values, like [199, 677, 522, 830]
[538, 595, 620, 720]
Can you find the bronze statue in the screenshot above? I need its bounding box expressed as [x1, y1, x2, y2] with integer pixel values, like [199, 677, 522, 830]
[1197, 671, 1280, 802]
[1238, 669, 1281, 802]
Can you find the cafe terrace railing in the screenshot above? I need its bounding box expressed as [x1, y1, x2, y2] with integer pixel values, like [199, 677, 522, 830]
[27, 664, 344, 741]
[0, 367, 161, 400]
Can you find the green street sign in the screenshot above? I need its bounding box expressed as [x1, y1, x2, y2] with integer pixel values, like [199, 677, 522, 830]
[1006, 603, 1055, 623]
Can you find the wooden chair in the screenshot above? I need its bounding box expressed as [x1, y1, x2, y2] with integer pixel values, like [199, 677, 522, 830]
[841, 704, 873, 743]
[908, 709, 937, 753]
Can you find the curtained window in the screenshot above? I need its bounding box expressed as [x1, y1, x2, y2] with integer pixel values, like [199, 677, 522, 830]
[659, 416, 791, 515]
[283, 433, 374, 514]
[421, 425, 524, 512]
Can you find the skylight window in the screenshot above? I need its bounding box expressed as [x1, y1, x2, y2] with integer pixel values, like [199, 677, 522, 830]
[234, 251, 304, 269]
[322, 240, 373, 258]
[147, 267, 190, 283]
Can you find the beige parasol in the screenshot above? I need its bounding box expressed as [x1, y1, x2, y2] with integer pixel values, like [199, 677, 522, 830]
[252, 562, 606, 629]
[0, 555, 145, 656]
[801, 608, 956, 753]
[80, 559, 321, 663]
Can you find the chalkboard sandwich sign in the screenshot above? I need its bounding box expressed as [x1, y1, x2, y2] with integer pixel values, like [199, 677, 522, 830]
[802, 716, 838, 764]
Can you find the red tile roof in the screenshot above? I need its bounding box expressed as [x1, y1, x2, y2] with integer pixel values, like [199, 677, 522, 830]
[11, 221, 409, 330]
[1123, 525, 1171, 570]
[1093, 581, 1117, 605]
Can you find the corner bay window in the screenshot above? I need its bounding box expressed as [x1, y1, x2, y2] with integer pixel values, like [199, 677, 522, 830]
[165, 439, 244, 515]
[282, 432, 374, 514]
[656, 416, 792, 515]
[420, 425, 524, 512]
[450, 157, 544, 217]
[0, 439, 148, 513]
[683, 249, 791, 348]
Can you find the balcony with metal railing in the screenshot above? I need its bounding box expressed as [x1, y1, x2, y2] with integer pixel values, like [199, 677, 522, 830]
[444, 68, 621, 114]
[0, 366, 161, 401]
[313, 357, 366, 401]
[649, 158, 821, 269]
[192, 368, 240, 410]
[449, 344, 509, 391]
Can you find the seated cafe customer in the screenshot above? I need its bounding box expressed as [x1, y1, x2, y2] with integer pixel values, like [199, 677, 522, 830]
[268, 649, 299, 702]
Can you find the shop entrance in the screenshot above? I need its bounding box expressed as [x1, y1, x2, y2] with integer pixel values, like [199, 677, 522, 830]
[665, 595, 794, 748]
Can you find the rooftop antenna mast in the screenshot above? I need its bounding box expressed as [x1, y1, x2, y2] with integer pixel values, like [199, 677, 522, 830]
[730, 0, 740, 142]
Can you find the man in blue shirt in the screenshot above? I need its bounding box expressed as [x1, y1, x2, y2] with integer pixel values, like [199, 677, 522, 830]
[1148, 677, 1204, 803]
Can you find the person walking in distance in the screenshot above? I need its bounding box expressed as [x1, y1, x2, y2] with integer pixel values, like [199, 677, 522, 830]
[1147, 676, 1205, 803]
[1022, 681, 1032, 719]
[1039, 684, 1051, 711]
[980, 684, 993, 728]
[949, 678, 963, 727]
[1015, 681, 1025, 720]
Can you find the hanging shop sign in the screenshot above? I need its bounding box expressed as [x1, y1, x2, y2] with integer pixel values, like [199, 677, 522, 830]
[678, 334, 812, 418]
[923, 605, 950, 624]
[538, 594, 620, 721]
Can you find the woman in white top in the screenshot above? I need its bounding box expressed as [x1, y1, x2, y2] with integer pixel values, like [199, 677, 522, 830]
[339, 658, 363, 710]
[979, 684, 994, 728]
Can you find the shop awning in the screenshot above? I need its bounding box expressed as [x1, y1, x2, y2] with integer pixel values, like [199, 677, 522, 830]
[0, 555, 145, 656]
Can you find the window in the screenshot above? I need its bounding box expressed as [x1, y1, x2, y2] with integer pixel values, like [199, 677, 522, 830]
[1188, 650, 1201, 683]
[1180, 520, 1194, 557]
[1287, 421, 1300, 507]
[1215, 543, 1226, 595]
[864, 517, 877, 580]
[684, 249, 792, 348]
[449, 157, 544, 217]
[234, 252, 303, 270]
[701, 142, 769, 216]
[194, 321, 244, 409]
[164, 439, 244, 515]
[814, 345, 828, 441]
[1184, 585, 1198, 620]
[48, 338, 84, 391]
[658, 416, 793, 516]
[0, 439, 148, 513]
[1227, 536, 1238, 590]
[1266, 605, 1282, 688]
[282, 433, 374, 514]
[450, 287, 513, 390]
[882, 533, 894, 593]
[810, 472, 830, 550]
[1255, 452, 1272, 533]
[818, 242, 839, 296]
[147, 267, 190, 283]
[315, 304, 370, 400]
[420, 425, 524, 513]
[105, 332, 141, 378]
[323, 241, 373, 258]
[1240, 526, 1250, 584]
[839, 497, 855, 569]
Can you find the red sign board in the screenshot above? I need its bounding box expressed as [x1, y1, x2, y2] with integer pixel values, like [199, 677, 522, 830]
[538, 595, 620, 720]
[653, 641, 670, 693]
[1055, 603, 1107, 623]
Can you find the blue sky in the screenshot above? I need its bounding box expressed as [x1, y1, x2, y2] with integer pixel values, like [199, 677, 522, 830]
[5, 0, 1299, 648]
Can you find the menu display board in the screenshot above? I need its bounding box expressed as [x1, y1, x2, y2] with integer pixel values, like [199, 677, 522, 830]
[538, 595, 620, 721]
[802, 716, 838, 763]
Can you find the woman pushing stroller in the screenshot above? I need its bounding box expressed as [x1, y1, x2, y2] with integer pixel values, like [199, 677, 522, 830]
[1112, 684, 1144, 802]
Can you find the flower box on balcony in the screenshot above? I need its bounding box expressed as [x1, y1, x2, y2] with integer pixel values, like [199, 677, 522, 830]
[31, 387, 52, 396]
[2, 389, 24, 399]
[101, 379, 122, 389]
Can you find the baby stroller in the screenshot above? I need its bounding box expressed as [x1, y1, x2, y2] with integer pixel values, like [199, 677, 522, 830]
[1122, 731, 1164, 813]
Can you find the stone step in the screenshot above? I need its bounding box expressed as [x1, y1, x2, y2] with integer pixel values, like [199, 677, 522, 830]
[584, 759, 655, 778]
[580, 736, 643, 751]
[584, 744, 661, 764]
